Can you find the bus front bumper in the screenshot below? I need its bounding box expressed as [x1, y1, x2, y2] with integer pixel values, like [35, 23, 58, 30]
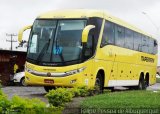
[25, 71, 84, 87]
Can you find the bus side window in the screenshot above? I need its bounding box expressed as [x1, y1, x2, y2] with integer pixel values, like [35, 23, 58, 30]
[88, 17, 103, 52]
[141, 35, 149, 53]
[101, 21, 115, 47]
[125, 28, 133, 49]
[146, 37, 150, 53]
[148, 38, 154, 54]
[85, 33, 94, 58]
[133, 32, 142, 51]
[115, 25, 125, 47]
[153, 40, 158, 54]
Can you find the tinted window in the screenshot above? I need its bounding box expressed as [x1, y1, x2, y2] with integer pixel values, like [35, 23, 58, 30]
[153, 40, 158, 54]
[99, 21, 157, 55]
[142, 35, 149, 53]
[125, 28, 133, 49]
[88, 17, 103, 52]
[84, 34, 94, 59]
[148, 38, 154, 54]
[133, 32, 142, 51]
[115, 25, 125, 47]
[101, 21, 115, 46]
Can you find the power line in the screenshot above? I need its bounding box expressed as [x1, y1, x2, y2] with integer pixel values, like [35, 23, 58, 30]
[6, 33, 17, 51]
[142, 12, 159, 37]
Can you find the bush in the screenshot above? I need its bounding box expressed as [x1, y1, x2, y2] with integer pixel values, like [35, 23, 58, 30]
[70, 87, 81, 97]
[0, 80, 2, 88]
[78, 86, 89, 97]
[0, 89, 63, 114]
[45, 88, 73, 107]
[45, 86, 96, 109]
[10, 95, 46, 114]
[70, 86, 95, 97]
[0, 93, 11, 113]
[0, 89, 4, 96]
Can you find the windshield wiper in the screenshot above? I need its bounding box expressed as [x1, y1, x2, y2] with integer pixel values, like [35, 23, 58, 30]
[54, 25, 65, 65]
[36, 39, 51, 63]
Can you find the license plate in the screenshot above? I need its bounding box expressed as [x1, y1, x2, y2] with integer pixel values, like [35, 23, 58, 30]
[44, 79, 54, 84]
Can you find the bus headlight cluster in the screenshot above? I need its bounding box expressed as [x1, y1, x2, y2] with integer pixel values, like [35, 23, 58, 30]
[65, 67, 86, 76]
[25, 67, 34, 74]
[26, 67, 46, 76]
[25, 66, 86, 77]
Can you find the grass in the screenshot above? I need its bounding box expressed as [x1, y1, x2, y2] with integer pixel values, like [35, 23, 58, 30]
[156, 78, 160, 83]
[81, 90, 160, 109]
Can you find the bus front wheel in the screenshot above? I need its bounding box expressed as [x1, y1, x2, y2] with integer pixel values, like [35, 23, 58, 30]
[95, 73, 104, 94]
[44, 86, 56, 92]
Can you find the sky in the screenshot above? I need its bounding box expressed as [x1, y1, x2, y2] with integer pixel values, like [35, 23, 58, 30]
[0, 0, 160, 64]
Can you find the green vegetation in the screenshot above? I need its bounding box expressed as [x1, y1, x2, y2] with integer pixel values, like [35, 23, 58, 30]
[0, 81, 2, 88]
[10, 96, 46, 114]
[0, 88, 62, 114]
[70, 86, 95, 97]
[45, 86, 94, 107]
[0, 84, 94, 114]
[156, 78, 160, 83]
[45, 88, 73, 107]
[81, 90, 160, 109]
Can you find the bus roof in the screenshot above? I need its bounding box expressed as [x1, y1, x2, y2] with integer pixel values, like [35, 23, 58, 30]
[38, 9, 154, 38]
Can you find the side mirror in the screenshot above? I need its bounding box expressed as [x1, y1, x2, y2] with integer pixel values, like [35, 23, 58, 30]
[82, 25, 95, 43]
[18, 25, 32, 42]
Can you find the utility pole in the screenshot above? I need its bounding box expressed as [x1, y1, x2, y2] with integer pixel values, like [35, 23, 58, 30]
[6, 33, 17, 51]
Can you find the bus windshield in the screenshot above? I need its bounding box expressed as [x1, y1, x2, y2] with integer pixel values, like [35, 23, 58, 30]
[27, 19, 87, 65]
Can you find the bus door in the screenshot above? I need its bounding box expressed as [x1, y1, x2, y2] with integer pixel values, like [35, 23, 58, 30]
[97, 45, 118, 87]
[81, 34, 95, 87]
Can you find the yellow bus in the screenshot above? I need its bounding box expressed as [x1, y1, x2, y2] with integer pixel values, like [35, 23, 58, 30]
[18, 9, 158, 92]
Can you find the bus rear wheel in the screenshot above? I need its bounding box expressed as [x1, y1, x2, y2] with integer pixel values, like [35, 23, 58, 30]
[44, 86, 56, 92]
[137, 77, 146, 90]
[94, 73, 104, 94]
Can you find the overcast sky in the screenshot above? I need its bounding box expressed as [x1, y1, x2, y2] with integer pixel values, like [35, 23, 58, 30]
[0, 0, 160, 64]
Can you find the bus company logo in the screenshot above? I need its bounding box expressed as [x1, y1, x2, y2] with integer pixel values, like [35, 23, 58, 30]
[141, 56, 154, 63]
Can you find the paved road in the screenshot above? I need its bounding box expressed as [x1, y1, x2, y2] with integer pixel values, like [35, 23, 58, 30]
[147, 83, 160, 91]
[2, 86, 48, 103]
[1, 83, 160, 104]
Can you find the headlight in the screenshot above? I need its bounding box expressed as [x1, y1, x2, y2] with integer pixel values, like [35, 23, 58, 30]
[26, 66, 86, 77]
[65, 67, 86, 76]
[26, 67, 46, 76]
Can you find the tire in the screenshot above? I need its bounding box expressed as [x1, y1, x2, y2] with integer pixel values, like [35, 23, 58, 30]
[20, 77, 27, 86]
[44, 86, 56, 92]
[94, 73, 104, 94]
[137, 77, 146, 90]
[145, 76, 149, 88]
